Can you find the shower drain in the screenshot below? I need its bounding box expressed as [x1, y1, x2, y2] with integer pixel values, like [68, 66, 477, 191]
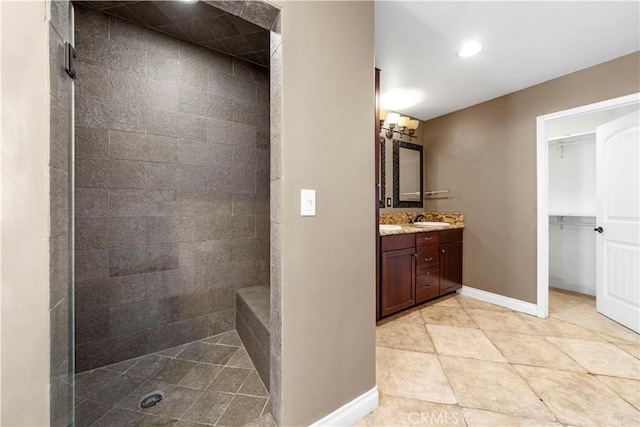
[139, 390, 164, 409]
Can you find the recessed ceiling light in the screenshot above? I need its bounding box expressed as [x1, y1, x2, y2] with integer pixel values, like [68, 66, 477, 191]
[458, 41, 482, 58]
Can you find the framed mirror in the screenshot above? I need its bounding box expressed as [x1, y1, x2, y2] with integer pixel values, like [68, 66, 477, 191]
[393, 140, 423, 208]
[379, 137, 385, 208]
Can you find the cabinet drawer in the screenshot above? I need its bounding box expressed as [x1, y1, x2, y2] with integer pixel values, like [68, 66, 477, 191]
[416, 274, 440, 303]
[417, 263, 440, 277]
[417, 246, 439, 267]
[381, 233, 416, 251]
[416, 232, 439, 247]
[440, 228, 463, 243]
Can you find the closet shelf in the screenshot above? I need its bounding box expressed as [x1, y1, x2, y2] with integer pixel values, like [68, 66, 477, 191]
[549, 212, 596, 217]
[548, 131, 596, 146]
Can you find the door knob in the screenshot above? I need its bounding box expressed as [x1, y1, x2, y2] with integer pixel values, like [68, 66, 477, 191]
[594, 226, 604, 233]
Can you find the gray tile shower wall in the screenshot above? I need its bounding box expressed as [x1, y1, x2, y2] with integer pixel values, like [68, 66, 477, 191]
[74, 5, 270, 373]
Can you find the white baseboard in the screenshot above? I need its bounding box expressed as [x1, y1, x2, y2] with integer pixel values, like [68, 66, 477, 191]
[457, 286, 538, 316]
[550, 284, 596, 297]
[310, 386, 378, 427]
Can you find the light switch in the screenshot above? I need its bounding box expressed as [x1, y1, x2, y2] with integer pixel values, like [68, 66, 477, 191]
[301, 189, 316, 216]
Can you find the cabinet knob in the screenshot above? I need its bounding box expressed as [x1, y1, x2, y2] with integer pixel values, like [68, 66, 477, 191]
[441, 249, 446, 253]
[425, 257, 432, 262]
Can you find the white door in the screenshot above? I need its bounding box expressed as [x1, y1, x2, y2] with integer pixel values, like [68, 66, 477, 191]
[596, 111, 640, 333]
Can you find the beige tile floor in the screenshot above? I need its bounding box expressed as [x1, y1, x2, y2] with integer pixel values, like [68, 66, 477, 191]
[362, 289, 640, 427]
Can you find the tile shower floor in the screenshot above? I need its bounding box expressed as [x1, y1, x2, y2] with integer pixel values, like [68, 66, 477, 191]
[364, 288, 640, 426]
[75, 331, 275, 427]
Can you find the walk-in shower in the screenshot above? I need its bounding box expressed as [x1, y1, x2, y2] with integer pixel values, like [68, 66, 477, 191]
[64, 1, 279, 424]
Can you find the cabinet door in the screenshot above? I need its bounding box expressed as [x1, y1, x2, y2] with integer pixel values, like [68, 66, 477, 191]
[440, 241, 462, 294]
[381, 247, 415, 317]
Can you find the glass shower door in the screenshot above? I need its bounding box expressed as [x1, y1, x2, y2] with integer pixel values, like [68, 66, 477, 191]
[49, 0, 75, 425]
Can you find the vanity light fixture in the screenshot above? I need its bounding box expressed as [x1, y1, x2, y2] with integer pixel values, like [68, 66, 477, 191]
[458, 40, 482, 58]
[379, 109, 389, 127]
[384, 112, 399, 138]
[386, 112, 400, 125]
[180, 0, 199, 3]
[407, 119, 420, 135]
[381, 112, 419, 139]
[397, 116, 410, 130]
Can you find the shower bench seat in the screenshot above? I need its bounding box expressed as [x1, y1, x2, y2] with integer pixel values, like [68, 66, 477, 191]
[236, 285, 270, 389]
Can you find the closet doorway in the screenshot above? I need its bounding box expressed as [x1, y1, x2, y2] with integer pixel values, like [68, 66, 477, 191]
[536, 93, 640, 333]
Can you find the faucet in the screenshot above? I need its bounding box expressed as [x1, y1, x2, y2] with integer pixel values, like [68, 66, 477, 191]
[413, 214, 425, 223]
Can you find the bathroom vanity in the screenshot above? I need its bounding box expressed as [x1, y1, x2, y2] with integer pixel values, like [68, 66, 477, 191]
[379, 226, 463, 318]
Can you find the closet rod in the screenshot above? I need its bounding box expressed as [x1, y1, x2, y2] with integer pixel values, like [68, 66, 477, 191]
[551, 216, 597, 228]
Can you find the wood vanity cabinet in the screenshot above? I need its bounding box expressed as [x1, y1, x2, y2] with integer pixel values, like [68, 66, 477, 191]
[380, 234, 416, 317]
[380, 229, 463, 317]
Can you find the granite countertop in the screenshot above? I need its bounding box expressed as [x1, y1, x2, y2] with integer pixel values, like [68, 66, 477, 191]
[379, 223, 465, 236]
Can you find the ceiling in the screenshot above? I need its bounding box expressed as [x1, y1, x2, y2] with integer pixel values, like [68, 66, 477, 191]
[74, 1, 271, 67]
[375, 1, 640, 121]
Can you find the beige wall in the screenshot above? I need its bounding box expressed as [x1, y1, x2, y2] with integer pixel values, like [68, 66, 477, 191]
[423, 52, 640, 303]
[275, 1, 376, 424]
[0, 0, 52, 424]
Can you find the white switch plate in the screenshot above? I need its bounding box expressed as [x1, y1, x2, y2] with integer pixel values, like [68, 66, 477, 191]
[301, 189, 316, 216]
